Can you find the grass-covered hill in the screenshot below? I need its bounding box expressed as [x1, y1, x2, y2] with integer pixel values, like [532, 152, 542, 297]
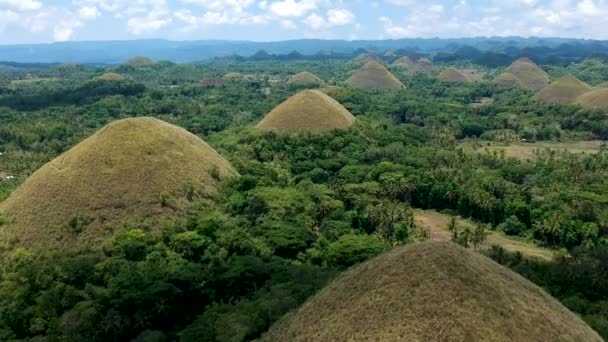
[437, 67, 471, 82]
[345, 61, 405, 91]
[127, 56, 154, 67]
[96, 72, 126, 81]
[256, 89, 356, 133]
[504, 58, 551, 91]
[494, 72, 524, 88]
[286, 71, 322, 87]
[0, 117, 238, 249]
[577, 88, 608, 109]
[263, 241, 602, 342]
[536, 75, 593, 104]
[392, 56, 416, 69]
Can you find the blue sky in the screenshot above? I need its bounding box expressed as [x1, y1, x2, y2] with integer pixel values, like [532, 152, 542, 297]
[0, 0, 607, 44]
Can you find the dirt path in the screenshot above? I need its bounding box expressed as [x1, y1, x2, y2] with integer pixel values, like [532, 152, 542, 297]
[414, 210, 553, 261]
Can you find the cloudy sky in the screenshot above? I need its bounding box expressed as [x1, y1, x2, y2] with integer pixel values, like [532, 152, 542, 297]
[0, 0, 607, 44]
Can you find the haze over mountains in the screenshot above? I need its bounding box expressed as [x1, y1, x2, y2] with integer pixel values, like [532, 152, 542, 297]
[2, 37, 608, 65]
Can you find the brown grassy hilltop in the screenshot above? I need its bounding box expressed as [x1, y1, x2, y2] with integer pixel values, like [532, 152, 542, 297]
[263, 241, 602, 342]
[96, 72, 126, 81]
[353, 53, 381, 64]
[416, 58, 434, 71]
[536, 75, 593, 104]
[345, 61, 405, 91]
[494, 72, 524, 88]
[437, 67, 471, 82]
[577, 88, 608, 109]
[286, 71, 322, 87]
[392, 56, 416, 69]
[504, 58, 551, 91]
[127, 56, 154, 67]
[256, 89, 356, 133]
[0, 117, 238, 250]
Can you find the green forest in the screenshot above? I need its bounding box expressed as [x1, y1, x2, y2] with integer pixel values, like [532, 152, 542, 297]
[1, 56, 608, 341]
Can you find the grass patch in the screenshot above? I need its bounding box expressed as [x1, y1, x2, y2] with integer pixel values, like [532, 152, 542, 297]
[414, 209, 553, 261]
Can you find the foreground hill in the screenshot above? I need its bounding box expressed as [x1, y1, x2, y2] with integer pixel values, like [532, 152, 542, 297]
[263, 241, 601, 342]
[504, 58, 551, 91]
[0, 117, 238, 249]
[345, 61, 405, 91]
[577, 88, 608, 109]
[256, 90, 356, 133]
[536, 75, 593, 104]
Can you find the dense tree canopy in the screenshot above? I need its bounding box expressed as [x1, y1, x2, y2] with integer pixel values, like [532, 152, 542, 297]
[1, 57, 608, 340]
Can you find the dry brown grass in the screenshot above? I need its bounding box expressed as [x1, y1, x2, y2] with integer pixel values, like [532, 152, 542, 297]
[96, 72, 126, 81]
[0, 117, 238, 250]
[286, 71, 322, 87]
[504, 58, 551, 91]
[256, 90, 356, 133]
[437, 67, 471, 83]
[535, 75, 593, 104]
[577, 88, 608, 109]
[392, 56, 416, 69]
[127, 56, 153, 66]
[353, 53, 381, 65]
[414, 210, 553, 260]
[345, 61, 405, 91]
[263, 241, 600, 342]
[494, 72, 524, 88]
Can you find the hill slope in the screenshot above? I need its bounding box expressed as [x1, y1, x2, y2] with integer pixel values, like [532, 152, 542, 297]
[286, 71, 322, 87]
[0, 117, 238, 249]
[263, 241, 601, 342]
[345, 61, 405, 91]
[392, 56, 416, 69]
[577, 88, 608, 109]
[504, 58, 550, 91]
[437, 67, 471, 82]
[97, 72, 126, 81]
[536, 75, 593, 104]
[256, 90, 356, 133]
[494, 72, 524, 88]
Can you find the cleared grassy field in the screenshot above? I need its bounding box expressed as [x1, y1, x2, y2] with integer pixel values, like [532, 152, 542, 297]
[414, 210, 554, 260]
[462, 140, 604, 161]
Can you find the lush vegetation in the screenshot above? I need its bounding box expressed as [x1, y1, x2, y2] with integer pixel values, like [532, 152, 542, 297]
[1, 58, 608, 341]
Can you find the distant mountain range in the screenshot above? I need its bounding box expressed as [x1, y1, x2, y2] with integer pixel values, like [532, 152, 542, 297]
[1, 37, 607, 65]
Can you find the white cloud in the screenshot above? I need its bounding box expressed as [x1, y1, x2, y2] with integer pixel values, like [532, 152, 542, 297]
[269, 0, 320, 17]
[303, 12, 325, 30]
[327, 8, 354, 26]
[280, 19, 297, 29]
[128, 11, 172, 34]
[78, 6, 99, 20]
[0, 0, 41, 11]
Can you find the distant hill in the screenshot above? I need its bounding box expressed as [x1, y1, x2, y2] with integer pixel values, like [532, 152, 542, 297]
[256, 90, 355, 133]
[263, 241, 602, 342]
[437, 67, 471, 82]
[346, 61, 405, 91]
[577, 88, 608, 109]
[286, 72, 322, 87]
[535, 75, 593, 104]
[504, 58, 551, 91]
[1, 37, 608, 64]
